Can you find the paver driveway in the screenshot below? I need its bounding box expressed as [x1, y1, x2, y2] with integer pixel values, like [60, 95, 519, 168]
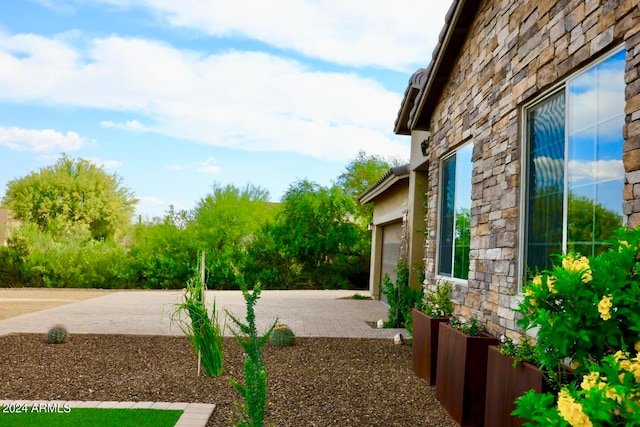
[0, 289, 406, 338]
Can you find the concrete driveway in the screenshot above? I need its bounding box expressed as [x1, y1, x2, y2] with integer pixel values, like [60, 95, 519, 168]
[0, 289, 406, 338]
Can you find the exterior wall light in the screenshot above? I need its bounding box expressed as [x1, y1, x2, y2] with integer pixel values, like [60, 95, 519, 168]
[421, 139, 429, 156]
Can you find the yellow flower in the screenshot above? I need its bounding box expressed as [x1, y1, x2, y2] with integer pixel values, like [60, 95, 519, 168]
[605, 387, 623, 403]
[557, 390, 593, 427]
[598, 295, 613, 321]
[581, 372, 600, 391]
[631, 362, 640, 383]
[532, 275, 542, 287]
[619, 240, 631, 252]
[547, 276, 558, 294]
[562, 255, 592, 282]
[635, 341, 640, 353]
[613, 351, 626, 362]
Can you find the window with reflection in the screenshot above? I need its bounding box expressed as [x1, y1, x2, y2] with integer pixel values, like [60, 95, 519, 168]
[439, 143, 472, 280]
[524, 49, 625, 277]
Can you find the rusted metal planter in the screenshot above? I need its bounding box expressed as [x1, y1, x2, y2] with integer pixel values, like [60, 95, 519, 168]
[411, 308, 448, 385]
[435, 322, 498, 427]
[484, 345, 550, 427]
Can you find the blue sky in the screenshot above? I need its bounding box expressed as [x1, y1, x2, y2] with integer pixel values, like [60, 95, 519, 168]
[0, 0, 452, 219]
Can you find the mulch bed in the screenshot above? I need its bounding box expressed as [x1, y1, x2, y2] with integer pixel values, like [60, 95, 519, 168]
[0, 334, 456, 426]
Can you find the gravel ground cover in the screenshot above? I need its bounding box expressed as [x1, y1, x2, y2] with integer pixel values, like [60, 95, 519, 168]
[0, 334, 456, 426]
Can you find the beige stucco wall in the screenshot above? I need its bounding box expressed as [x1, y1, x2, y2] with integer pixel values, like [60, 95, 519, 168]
[368, 182, 409, 300]
[418, 0, 640, 339]
[371, 187, 407, 226]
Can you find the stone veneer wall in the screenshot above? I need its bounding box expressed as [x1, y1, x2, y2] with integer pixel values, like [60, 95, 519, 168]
[422, 0, 640, 339]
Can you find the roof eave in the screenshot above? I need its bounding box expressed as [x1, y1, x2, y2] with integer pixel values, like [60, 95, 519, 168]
[409, 0, 479, 131]
[358, 165, 410, 205]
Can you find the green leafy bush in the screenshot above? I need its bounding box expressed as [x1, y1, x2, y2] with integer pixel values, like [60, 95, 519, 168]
[514, 349, 640, 426]
[421, 280, 453, 318]
[13, 222, 134, 288]
[514, 228, 640, 426]
[382, 261, 422, 332]
[517, 228, 640, 378]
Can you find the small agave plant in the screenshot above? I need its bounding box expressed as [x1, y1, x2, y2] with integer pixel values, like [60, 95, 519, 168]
[46, 324, 68, 344]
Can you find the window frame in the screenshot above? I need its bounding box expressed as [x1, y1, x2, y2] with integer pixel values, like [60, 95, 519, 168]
[436, 140, 473, 283]
[518, 46, 626, 290]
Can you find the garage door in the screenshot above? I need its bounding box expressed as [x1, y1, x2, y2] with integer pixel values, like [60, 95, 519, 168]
[379, 221, 403, 304]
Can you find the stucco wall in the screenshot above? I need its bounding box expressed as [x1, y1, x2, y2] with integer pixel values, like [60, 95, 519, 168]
[421, 0, 640, 338]
[371, 184, 408, 226]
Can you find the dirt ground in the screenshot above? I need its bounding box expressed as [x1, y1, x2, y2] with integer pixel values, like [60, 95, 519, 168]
[0, 288, 114, 320]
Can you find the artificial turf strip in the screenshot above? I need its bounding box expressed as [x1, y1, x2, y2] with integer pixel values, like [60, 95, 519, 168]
[0, 407, 184, 427]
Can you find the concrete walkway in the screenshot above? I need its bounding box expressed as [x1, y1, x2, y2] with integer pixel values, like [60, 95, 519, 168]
[0, 289, 406, 338]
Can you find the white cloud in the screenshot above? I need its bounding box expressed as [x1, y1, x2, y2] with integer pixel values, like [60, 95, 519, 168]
[0, 32, 409, 161]
[568, 159, 624, 183]
[87, 157, 123, 169]
[196, 157, 221, 174]
[100, 119, 147, 131]
[532, 156, 625, 184]
[0, 126, 83, 152]
[138, 195, 164, 205]
[86, 0, 450, 71]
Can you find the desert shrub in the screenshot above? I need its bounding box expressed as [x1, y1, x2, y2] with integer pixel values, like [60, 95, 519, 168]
[13, 222, 134, 288]
[0, 245, 24, 287]
[128, 221, 198, 289]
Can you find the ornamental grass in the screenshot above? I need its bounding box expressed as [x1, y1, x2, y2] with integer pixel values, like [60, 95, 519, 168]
[172, 275, 224, 377]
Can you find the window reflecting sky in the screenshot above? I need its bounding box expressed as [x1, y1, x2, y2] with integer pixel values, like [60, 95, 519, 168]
[568, 49, 626, 217]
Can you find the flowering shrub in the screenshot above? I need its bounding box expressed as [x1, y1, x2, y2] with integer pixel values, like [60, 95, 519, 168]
[498, 334, 538, 368]
[515, 228, 640, 426]
[449, 314, 481, 336]
[421, 280, 454, 318]
[517, 228, 640, 378]
[513, 349, 640, 426]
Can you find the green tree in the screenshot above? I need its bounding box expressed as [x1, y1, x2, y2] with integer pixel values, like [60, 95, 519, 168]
[190, 183, 278, 288]
[2, 154, 137, 240]
[567, 193, 623, 256]
[270, 179, 367, 288]
[335, 150, 400, 220]
[335, 150, 400, 199]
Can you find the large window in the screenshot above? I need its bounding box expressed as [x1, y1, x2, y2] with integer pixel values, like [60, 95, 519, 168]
[439, 143, 473, 280]
[524, 49, 626, 276]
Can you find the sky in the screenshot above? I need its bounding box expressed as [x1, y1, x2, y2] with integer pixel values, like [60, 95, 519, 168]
[0, 0, 453, 219]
